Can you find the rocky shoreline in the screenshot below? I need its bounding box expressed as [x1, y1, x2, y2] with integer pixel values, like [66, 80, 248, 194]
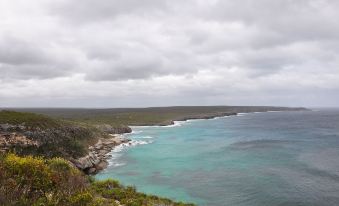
[72, 135, 130, 174]
[71, 113, 239, 174]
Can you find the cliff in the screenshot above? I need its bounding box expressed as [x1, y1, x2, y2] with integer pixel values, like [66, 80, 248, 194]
[72, 135, 130, 174]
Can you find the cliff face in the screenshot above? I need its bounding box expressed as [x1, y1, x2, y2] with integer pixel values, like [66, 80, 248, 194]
[72, 136, 130, 174]
[0, 131, 39, 153]
[0, 123, 132, 174]
[0, 120, 133, 174]
[96, 124, 132, 134]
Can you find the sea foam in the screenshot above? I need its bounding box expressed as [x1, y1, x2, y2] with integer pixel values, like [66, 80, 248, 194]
[106, 139, 154, 167]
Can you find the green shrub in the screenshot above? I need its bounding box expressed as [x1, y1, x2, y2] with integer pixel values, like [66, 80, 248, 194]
[69, 192, 93, 206]
[0, 154, 195, 206]
[0, 110, 61, 129]
[0, 154, 87, 205]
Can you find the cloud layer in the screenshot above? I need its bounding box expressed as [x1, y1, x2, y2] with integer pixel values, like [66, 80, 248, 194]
[0, 0, 338, 107]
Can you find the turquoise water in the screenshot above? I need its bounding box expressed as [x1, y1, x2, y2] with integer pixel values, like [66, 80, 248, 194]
[96, 110, 339, 206]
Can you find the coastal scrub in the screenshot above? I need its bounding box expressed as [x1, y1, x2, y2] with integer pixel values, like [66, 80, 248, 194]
[0, 153, 195, 206]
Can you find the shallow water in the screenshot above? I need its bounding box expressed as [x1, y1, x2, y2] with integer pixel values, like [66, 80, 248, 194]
[96, 109, 339, 206]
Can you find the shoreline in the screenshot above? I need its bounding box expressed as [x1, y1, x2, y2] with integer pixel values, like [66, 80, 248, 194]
[128, 108, 309, 128]
[72, 134, 131, 174]
[129, 109, 301, 128]
[85, 109, 309, 174]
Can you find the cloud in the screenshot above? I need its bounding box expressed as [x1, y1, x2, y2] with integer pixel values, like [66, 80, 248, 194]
[0, 35, 77, 80]
[50, 0, 169, 24]
[0, 0, 338, 106]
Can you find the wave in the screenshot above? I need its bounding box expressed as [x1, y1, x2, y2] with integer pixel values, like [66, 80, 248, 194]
[162, 121, 184, 127]
[236, 113, 247, 117]
[106, 139, 154, 167]
[133, 135, 154, 139]
[212, 116, 225, 120]
[110, 162, 126, 167]
[131, 121, 185, 129]
[130, 130, 143, 134]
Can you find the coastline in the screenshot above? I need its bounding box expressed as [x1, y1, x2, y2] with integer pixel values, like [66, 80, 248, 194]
[80, 114, 239, 174]
[81, 109, 310, 174]
[129, 109, 306, 128]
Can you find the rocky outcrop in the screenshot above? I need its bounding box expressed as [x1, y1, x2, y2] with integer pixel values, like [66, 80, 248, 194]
[0, 123, 27, 131]
[72, 135, 130, 174]
[1, 121, 131, 173]
[96, 124, 132, 134]
[0, 132, 39, 153]
[0, 122, 100, 158]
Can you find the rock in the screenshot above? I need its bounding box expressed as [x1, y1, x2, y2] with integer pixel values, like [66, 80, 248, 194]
[87, 167, 96, 174]
[95, 160, 108, 170]
[73, 135, 130, 174]
[96, 124, 132, 134]
[0, 132, 39, 149]
[98, 150, 107, 156]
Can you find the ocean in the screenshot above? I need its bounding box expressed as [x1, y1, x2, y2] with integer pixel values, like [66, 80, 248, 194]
[96, 109, 339, 206]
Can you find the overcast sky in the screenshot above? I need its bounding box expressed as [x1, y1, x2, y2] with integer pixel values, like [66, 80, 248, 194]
[0, 0, 338, 108]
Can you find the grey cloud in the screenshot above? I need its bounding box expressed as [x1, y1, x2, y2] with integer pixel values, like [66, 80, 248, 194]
[0, 35, 76, 80]
[50, 0, 169, 23]
[0, 64, 70, 80]
[3, 0, 339, 81]
[204, 0, 339, 43]
[0, 36, 50, 65]
[86, 55, 164, 81]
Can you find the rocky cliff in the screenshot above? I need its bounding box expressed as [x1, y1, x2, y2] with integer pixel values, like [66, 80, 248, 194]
[96, 124, 132, 134]
[0, 122, 130, 174]
[0, 122, 97, 158]
[72, 135, 130, 174]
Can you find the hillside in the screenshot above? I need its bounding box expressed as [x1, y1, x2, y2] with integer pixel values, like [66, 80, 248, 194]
[0, 110, 102, 159]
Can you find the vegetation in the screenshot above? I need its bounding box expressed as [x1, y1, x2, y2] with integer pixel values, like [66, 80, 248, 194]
[0, 153, 195, 206]
[0, 110, 104, 159]
[0, 110, 62, 129]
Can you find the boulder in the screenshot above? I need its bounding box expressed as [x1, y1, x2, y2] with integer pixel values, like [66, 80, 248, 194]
[87, 167, 96, 174]
[95, 160, 108, 171]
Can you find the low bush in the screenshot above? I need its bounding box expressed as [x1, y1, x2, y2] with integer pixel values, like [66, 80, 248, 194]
[0, 153, 88, 205]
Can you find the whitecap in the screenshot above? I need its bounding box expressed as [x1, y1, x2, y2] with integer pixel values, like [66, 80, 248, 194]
[106, 139, 154, 167]
[133, 135, 154, 139]
[237, 113, 247, 117]
[130, 130, 143, 134]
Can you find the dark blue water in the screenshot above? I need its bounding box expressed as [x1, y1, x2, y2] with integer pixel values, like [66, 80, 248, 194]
[96, 109, 339, 206]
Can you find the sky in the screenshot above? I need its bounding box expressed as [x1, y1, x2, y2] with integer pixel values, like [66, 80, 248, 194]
[0, 0, 338, 108]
